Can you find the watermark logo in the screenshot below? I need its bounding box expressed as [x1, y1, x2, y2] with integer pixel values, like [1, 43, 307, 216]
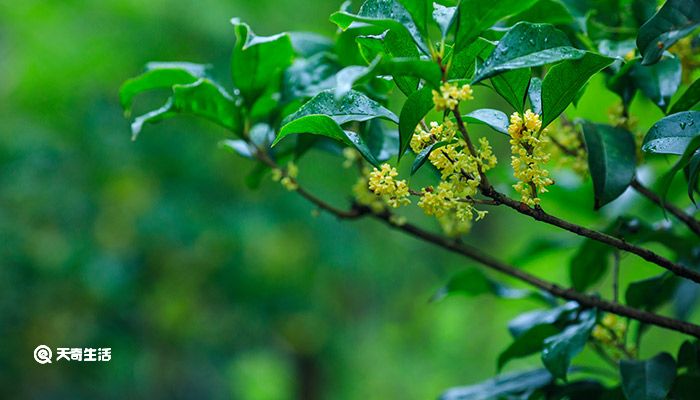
[34, 346, 111, 364]
[34, 345, 52, 364]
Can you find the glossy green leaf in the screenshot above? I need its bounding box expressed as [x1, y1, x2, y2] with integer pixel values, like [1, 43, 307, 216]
[669, 76, 700, 114]
[395, 0, 431, 42]
[399, 86, 433, 159]
[498, 324, 559, 371]
[630, 57, 682, 111]
[580, 122, 637, 209]
[528, 77, 542, 115]
[463, 109, 510, 135]
[454, 0, 539, 53]
[433, 3, 456, 38]
[643, 111, 700, 155]
[542, 53, 614, 128]
[448, 38, 495, 80]
[637, 0, 700, 65]
[656, 136, 700, 203]
[120, 62, 206, 113]
[472, 22, 586, 84]
[131, 78, 242, 139]
[231, 19, 294, 104]
[288, 32, 334, 57]
[492, 68, 531, 113]
[273, 114, 380, 166]
[541, 309, 596, 380]
[677, 340, 700, 373]
[283, 53, 341, 100]
[620, 353, 677, 400]
[411, 140, 453, 175]
[625, 273, 678, 311]
[440, 369, 555, 400]
[285, 90, 398, 126]
[330, 0, 429, 54]
[508, 302, 578, 338]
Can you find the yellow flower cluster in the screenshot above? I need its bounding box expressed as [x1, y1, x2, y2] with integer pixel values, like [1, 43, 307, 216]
[411, 120, 496, 236]
[591, 313, 635, 358]
[670, 37, 696, 83]
[549, 123, 588, 178]
[271, 161, 299, 191]
[432, 82, 473, 111]
[508, 110, 553, 207]
[352, 173, 386, 213]
[367, 163, 411, 208]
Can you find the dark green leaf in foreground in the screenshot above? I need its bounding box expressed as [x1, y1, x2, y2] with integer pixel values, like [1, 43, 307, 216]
[448, 38, 495, 80]
[580, 122, 637, 209]
[231, 19, 294, 104]
[440, 368, 555, 400]
[620, 352, 676, 400]
[454, 0, 539, 53]
[120, 62, 207, 113]
[472, 22, 585, 84]
[399, 86, 433, 159]
[508, 302, 578, 338]
[630, 57, 681, 111]
[330, 0, 429, 54]
[463, 109, 510, 135]
[541, 309, 596, 380]
[625, 273, 678, 311]
[285, 90, 398, 126]
[643, 111, 700, 155]
[131, 79, 242, 139]
[542, 53, 614, 128]
[669, 75, 700, 114]
[491, 68, 531, 113]
[637, 0, 700, 65]
[498, 324, 559, 371]
[656, 136, 700, 204]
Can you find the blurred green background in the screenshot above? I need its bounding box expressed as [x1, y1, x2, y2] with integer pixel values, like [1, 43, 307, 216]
[0, 1, 695, 399]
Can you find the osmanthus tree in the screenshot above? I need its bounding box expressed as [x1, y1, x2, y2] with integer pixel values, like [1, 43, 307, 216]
[121, 0, 700, 398]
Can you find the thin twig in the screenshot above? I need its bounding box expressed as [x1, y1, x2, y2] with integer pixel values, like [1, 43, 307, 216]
[613, 250, 620, 303]
[631, 177, 700, 236]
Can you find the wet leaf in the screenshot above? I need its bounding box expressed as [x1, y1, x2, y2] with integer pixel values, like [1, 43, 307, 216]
[637, 0, 700, 65]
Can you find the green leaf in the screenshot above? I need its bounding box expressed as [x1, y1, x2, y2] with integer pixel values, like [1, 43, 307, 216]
[643, 111, 700, 155]
[677, 340, 700, 373]
[284, 90, 398, 126]
[353, 30, 422, 95]
[448, 38, 495, 80]
[637, 0, 700, 65]
[569, 239, 611, 291]
[656, 136, 700, 203]
[440, 369, 555, 400]
[669, 76, 700, 114]
[541, 53, 614, 128]
[620, 353, 677, 400]
[506, 0, 575, 25]
[411, 140, 453, 175]
[463, 109, 510, 135]
[433, 3, 457, 38]
[625, 273, 678, 311]
[491, 68, 531, 113]
[687, 152, 700, 203]
[580, 122, 637, 209]
[498, 324, 559, 371]
[454, 0, 540, 53]
[432, 268, 546, 303]
[273, 114, 380, 167]
[541, 309, 596, 381]
[630, 57, 682, 111]
[528, 77, 543, 115]
[508, 302, 578, 338]
[288, 32, 334, 58]
[398, 86, 434, 159]
[231, 19, 295, 104]
[131, 78, 242, 139]
[120, 62, 206, 113]
[395, 0, 432, 42]
[283, 53, 341, 100]
[330, 0, 429, 55]
[472, 22, 586, 84]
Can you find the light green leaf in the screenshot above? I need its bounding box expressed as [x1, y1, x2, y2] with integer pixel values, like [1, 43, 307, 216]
[669, 76, 700, 114]
[454, 0, 539, 53]
[642, 111, 700, 155]
[506, 0, 575, 25]
[283, 53, 341, 100]
[120, 62, 207, 113]
[528, 77, 542, 115]
[288, 32, 333, 57]
[285, 90, 398, 126]
[433, 3, 456, 38]
[432, 268, 546, 303]
[131, 78, 242, 139]
[231, 19, 294, 104]
[472, 22, 586, 84]
[399, 86, 434, 159]
[440, 369, 555, 400]
[541, 309, 596, 380]
[637, 0, 700, 65]
[492, 68, 531, 113]
[542, 53, 614, 128]
[620, 353, 677, 400]
[580, 122, 637, 209]
[630, 57, 682, 111]
[463, 109, 510, 135]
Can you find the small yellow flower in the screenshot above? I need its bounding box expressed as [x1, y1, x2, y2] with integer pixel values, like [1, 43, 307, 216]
[367, 163, 410, 208]
[272, 162, 299, 191]
[508, 110, 553, 206]
[432, 82, 473, 111]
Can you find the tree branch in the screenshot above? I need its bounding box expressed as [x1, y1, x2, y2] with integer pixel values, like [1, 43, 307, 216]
[630, 177, 700, 236]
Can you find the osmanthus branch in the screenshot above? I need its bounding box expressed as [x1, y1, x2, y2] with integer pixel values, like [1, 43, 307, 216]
[448, 109, 700, 284]
[249, 147, 700, 338]
[630, 177, 700, 236]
